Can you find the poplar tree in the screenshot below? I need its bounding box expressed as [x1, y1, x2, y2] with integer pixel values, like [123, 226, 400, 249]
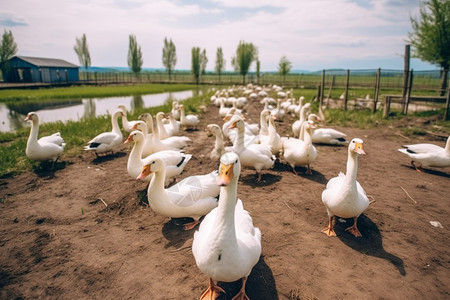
[0, 30, 18, 82]
[74, 33, 91, 71]
[128, 34, 143, 74]
[231, 41, 258, 84]
[215, 47, 225, 82]
[162, 37, 177, 80]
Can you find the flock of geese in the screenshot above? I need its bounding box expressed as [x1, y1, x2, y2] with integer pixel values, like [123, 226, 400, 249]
[24, 83, 450, 299]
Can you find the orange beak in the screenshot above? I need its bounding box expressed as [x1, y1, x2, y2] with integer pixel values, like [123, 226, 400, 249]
[354, 142, 366, 155]
[137, 164, 151, 180]
[228, 121, 237, 129]
[217, 163, 233, 186]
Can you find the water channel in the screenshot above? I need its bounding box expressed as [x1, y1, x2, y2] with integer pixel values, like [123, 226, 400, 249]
[0, 90, 198, 132]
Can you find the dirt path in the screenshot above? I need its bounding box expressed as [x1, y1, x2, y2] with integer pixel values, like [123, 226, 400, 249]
[1, 96, 449, 299]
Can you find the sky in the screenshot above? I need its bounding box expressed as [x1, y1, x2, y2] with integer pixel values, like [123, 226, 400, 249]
[0, 0, 439, 72]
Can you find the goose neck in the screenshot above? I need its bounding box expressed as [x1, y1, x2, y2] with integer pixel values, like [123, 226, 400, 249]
[213, 181, 238, 243]
[345, 151, 358, 185]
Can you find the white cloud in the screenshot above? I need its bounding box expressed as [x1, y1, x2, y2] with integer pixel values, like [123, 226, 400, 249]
[1, 0, 436, 71]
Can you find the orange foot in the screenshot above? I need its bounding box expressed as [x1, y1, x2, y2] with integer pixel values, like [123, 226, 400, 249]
[231, 277, 250, 300]
[345, 217, 362, 237]
[183, 220, 199, 230]
[321, 227, 336, 237]
[200, 278, 225, 300]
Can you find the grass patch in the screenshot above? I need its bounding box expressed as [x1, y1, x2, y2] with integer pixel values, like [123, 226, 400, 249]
[0, 85, 212, 177]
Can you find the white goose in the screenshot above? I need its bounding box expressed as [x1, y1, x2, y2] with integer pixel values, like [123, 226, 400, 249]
[192, 152, 261, 300]
[132, 121, 184, 156]
[155, 112, 176, 140]
[24, 112, 65, 164]
[205, 124, 232, 162]
[178, 104, 200, 130]
[137, 158, 220, 230]
[397, 136, 450, 172]
[117, 104, 139, 133]
[270, 99, 285, 121]
[260, 115, 282, 157]
[306, 114, 349, 145]
[84, 110, 123, 156]
[321, 138, 369, 237]
[124, 130, 191, 186]
[282, 120, 317, 175]
[171, 101, 180, 120]
[229, 115, 275, 181]
[292, 102, 311, 138]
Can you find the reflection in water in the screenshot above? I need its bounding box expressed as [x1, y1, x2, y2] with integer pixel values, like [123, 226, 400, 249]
[1, 90, 198, 132]
[131, 95, 144, 113]
[82, 99, 96, 119]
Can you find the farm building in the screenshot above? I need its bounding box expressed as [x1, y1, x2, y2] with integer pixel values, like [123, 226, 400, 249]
[2, 56, 79, 83]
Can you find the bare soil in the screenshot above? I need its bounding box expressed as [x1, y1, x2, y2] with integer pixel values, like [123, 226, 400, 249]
[1, 99, 449, 300]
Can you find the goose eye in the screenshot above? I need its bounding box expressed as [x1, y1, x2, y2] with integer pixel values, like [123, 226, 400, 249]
[152, 161, 155, 164]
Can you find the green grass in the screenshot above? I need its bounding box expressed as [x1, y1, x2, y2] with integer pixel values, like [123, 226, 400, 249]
[0, 83, 448, 177]
[0, 83, 196, 103]
[0, 86, 212, 177]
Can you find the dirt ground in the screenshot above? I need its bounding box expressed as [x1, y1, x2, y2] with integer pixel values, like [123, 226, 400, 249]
[1, 96, 449, 300]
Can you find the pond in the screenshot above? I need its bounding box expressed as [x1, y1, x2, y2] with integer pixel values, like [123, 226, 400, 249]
[0, 90, 198, 132]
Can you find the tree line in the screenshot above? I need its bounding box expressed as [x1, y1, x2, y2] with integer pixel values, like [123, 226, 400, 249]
[1, 0, 449, 90]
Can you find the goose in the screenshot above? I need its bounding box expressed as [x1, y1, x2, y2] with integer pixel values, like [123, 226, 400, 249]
[167, 112, 180, 136]
[152, 119, 192, 150]
[223, 114, 259, 146]
[260, 115, 282, 157]
[282, 120, 317, 175]
[306, 114, 349, 145]
[84, 110, 123, 156]
[397, 136, 450, 172]
[294, 96, 305, 116]
[259, 109, 271, 137]
[270, 99, 285, 121]
[292, 102, 311, 138]
[192, 152, 261, 300]
[117, 104, 139, 133]
[155, 112, 176, 140]
[171, 101, 180, 120]
[321, 138, 369, 237]
[138, 113, 155, 134]
[229, 115, 275, 181]
[137, 158, 220, 230]
[219, 98, 232, 118]
[205, 124, 232, 162]
[132, 121, 186, 156]
[124, 130, 191, 186]
[178, 104, 200, 130]
[24, 112, 65, 164]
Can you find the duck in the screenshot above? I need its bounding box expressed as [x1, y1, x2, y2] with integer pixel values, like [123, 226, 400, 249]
[178, 104, 200, 130]
[137, 158, 220, 230]
[292, 102, 311, 138]
[192, 152, 261, 300]
[397, 136, 450, 172]
[282, 120, 317, 175]
[84, 110, 123, 156]
[205, 124, 232, 162]
[229, 115, 275, 181]
[117, 104, 139, 133]
[321, 138, 369, 237]
[24, 112, 66, 164]
[124, 130, 191, 186]
[305, 114, 349, 145]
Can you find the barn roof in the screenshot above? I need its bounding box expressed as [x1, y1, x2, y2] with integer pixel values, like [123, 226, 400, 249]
[13, 56, 79, 68]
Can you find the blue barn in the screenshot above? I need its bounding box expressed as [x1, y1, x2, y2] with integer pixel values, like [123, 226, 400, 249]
[3, 56, 79, 83]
